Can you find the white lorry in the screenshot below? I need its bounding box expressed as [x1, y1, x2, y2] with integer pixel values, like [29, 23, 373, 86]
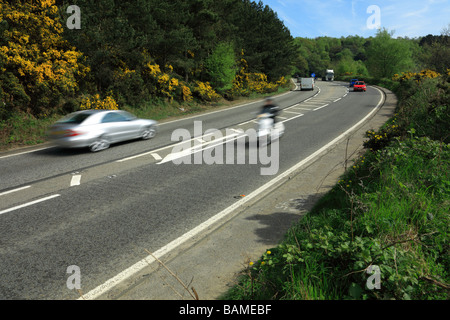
[325, 69, 334, 81]
[300, 77, 314, 91]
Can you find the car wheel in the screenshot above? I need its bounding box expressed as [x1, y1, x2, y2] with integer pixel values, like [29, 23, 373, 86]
[142, 125, 157, 140]
[89, 136, 110, 152]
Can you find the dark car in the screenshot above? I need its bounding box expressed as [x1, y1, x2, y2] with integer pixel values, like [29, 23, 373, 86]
[349, 79, 359, 87]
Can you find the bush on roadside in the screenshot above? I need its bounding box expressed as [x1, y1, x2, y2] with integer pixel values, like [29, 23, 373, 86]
[224, 72, 450, 301]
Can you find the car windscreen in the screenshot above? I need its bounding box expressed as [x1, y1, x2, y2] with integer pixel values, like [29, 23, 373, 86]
[57, 113, 93, 124]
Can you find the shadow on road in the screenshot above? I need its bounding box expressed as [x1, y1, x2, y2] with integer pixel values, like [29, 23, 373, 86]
[244, 192, 326, 246]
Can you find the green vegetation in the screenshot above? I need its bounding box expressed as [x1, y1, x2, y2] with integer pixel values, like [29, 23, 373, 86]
[0, 0, 297, 149]
[0, 0, 448, 301]
[223, 71, 449, 300]
[293, 26, 449, 79]
[1, 2, 448, 151]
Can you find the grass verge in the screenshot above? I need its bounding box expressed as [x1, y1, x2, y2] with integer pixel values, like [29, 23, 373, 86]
[222, 76, 449, 300]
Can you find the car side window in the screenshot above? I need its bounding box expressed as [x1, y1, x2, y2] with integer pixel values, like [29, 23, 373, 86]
[102, 113, 127, 123]
[121, 111, 136, 121]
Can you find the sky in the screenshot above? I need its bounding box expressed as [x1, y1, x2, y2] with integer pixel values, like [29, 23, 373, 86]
[261, 0, 450, 39]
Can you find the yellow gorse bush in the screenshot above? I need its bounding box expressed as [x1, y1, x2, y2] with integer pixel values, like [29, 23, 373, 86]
[0, 0, 89, 117]
[229, 50, 287, 97]
[80, 94, 119, 110]
[392, 69, 441, 82]
[143, 60, 192, 102]
[194, 81, 220, 102]
[182, 85, 193, 102]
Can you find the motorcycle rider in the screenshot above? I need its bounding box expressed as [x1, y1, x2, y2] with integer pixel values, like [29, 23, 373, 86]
[259, 97, 280, 125]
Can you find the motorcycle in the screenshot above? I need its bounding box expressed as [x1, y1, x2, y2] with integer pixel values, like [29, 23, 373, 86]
[255, 112, 285, 147]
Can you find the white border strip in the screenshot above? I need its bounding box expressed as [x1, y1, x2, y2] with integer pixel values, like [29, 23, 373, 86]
[0, 147, 52, 160]
[0, 186, 31, 197]
[79, 86, 384, 300]
[0, 194, 61, 216]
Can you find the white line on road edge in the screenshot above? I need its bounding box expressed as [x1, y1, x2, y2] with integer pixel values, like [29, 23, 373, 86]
[79, 87, 384, 300]
[0, 194, 61, 216]
[0, 147, 52, 160]
[0, 186, 31, 197]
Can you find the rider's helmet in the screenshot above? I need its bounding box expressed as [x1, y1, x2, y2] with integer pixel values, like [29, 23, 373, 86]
[264, 97, 273, 104]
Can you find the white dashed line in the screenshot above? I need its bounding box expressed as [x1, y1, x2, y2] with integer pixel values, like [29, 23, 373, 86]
[151, 153, 162, 161]
[70, 175, 81, 187]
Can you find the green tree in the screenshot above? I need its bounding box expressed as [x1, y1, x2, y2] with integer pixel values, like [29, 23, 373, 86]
[418, 28, 450, 74]
[366, 28, 415, 78]
[205, 42, 237, 93]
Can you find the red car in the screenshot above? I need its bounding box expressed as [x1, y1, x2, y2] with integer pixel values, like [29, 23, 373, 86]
[353, 81, 366, 92]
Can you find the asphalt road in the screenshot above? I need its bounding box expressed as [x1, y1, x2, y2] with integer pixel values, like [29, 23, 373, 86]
[0, 80, 383, 299]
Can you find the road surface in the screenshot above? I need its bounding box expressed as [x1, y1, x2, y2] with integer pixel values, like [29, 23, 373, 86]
[0, 80, 384, 299]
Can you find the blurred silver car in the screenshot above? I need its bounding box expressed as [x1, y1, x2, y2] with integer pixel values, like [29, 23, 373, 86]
[48, 110, 158, 152]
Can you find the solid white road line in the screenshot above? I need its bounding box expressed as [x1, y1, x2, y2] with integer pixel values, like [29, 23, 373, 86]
[0, 147, 52, 160]
[0, 186, 31, 197]
[0, 194, 61, 216]
[79, 87, 384, 300]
